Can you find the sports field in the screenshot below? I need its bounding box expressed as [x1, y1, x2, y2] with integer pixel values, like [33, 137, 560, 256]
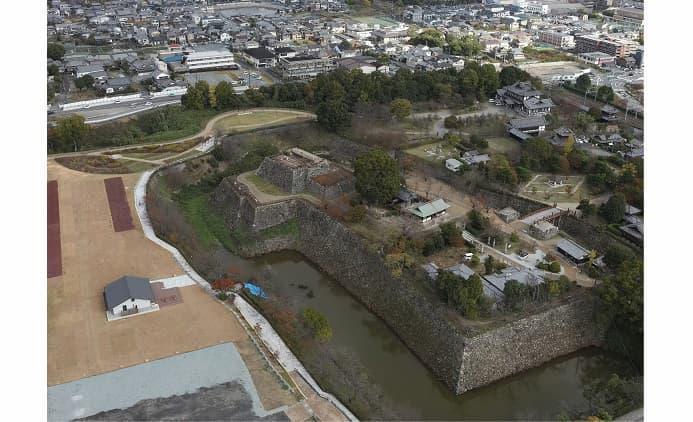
[352, 15, 399, 26]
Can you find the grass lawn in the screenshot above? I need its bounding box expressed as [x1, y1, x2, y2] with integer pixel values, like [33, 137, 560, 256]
[177, 190, 237, 252]
[259, 219, 299, 240]
[405, 141, 458, 163]
[246, 173, 286, 196]
[486, 137, 522, 156]
[122, 160, 156, 173]
[213, 110, 311, 134]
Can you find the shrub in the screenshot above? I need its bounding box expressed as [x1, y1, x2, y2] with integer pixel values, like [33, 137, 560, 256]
[217, 292, 228, 301]
[549, 261, 561, 273]
[302, 308, 332, 342]
[344, 204, 367, 223]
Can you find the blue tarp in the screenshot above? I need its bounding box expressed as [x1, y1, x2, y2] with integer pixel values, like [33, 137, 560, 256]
[244, 282, 268, 299]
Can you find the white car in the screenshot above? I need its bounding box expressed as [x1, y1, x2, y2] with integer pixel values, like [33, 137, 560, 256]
[145, 101, 153, 106]
[114, 100, 121, 104]
[129, 103, 137, 108]
[82, 104, 91, 109]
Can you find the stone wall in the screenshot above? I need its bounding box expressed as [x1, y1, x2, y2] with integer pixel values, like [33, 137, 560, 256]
[457, 298, 604, 393]
[213, 178, 605, 395]
[212, 177, 296, 231]
[476, 188, 547, 217]
[255, 157, 298, 193]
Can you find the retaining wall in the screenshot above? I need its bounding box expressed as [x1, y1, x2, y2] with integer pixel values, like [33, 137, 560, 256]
[213, 178, 604, 394]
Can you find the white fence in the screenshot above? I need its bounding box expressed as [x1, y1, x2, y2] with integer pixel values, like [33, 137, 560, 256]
[150, 87, 188, 98]
[60, 93, 141, 111]
[60, 87, 188, 111]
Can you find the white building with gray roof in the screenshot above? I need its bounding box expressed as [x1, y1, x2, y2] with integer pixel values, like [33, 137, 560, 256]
[103, 275, 158, 321]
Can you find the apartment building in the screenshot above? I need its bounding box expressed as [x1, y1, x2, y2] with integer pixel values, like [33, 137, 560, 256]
[277, 55, 337, 80]
[574, 34, 638, 58]
[538, 31, 575, 49]
[182, 50, 238, 72]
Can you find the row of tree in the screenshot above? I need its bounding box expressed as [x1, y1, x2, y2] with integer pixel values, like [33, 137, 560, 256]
[310, 64, 536, 132]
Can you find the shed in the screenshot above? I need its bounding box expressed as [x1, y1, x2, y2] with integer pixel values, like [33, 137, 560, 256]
[445, 158, 463, 172]
[104, 275, 157, 318]
[556, 239, 590, 264]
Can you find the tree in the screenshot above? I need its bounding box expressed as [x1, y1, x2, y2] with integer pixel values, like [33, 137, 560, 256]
[596, 260, 644, 368]
[409, 29, 445, 48]
[448, 35, 481, 57]
[181, 83, 205, 110]
[354, 149, 400, 205]
[604, 245, 635, 269]
[499, 66, 530, 87]
[575, 112, 595, 132]
[47, 42, 65, 61]
[597, 85, 615, 103]
[600, 192, 627, 223]
[195, 80, 211, 108]
[74, 74, 94, 90]
[214, 81, 241, 110]
[317, 98, 349, 131]
[478, 63, 500, 97]
[55, 115, 89, 152]
[459, 68, 479, 95]
[389, 98, 412, 120]
[439, 222, 463, 246]
[302, 308, 332, 342]
[578, 199, 596, 217]
[488, 155, 518, 186]
[575, 74, 592, 92]
[47, 64, 60, 77]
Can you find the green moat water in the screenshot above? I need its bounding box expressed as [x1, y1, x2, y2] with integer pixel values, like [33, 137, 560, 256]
[223, 249, 633, 420]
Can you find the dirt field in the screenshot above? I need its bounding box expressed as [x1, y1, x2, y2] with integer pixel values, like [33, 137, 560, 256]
[46, 160, 297, 412]
[520, 174, 589, 204]
[405, 141, 457, 163]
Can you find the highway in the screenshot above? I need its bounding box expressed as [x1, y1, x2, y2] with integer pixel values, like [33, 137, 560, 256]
[50, 94, 183, 124]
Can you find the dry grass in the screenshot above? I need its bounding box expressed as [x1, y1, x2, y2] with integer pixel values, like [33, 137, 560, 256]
[213, 110, 313, 134]
[55, 156, 143, 174]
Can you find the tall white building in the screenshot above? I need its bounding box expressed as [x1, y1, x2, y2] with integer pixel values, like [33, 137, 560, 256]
[183, 50, 237, 72]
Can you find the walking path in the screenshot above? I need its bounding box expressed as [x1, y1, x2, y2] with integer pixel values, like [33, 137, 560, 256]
[49, 108, 316, 160]
[134, 169, 355, 422]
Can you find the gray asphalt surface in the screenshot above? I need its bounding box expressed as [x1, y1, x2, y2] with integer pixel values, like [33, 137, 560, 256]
[79, 381, 289, 421]
[48, 342, 284, 421]
[51, 95, 182, 123]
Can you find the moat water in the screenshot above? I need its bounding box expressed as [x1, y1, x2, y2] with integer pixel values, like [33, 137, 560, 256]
[216, 249, 633, 420]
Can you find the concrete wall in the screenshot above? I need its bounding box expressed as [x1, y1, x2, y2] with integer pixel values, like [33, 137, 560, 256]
[213, 178, 604, 394]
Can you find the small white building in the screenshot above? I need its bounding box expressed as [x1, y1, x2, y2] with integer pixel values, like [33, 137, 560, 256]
[445, 158, 463, 172]
[104, 276, 159, 321]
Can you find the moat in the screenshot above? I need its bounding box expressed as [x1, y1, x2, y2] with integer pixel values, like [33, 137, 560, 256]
[207, 246, 632, 420]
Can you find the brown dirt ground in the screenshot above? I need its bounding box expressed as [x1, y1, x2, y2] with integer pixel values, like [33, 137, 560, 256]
[46, 160, 297, 412]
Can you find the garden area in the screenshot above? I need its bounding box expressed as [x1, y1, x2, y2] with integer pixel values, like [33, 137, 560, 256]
[520, 174, 590, 204]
